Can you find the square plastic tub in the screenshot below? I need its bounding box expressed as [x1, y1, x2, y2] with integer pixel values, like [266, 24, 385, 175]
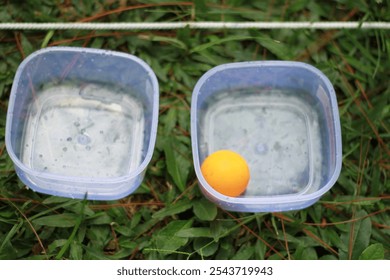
[191, 61, 342, 212]
[6, 47, 159, 200]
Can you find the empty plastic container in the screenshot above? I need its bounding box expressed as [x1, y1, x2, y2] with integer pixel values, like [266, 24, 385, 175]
[191, 61, 342, 212]
[6, 47, 159, 200]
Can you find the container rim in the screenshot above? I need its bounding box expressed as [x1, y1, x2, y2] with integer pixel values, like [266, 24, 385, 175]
[190, 61, 342, 206]
[5, 46, 159, 185]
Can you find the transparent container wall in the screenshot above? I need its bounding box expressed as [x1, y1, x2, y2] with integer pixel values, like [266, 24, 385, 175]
[195, 65, 338, 194]
[6, 48, 159, 200]
[13, 163, 145, 200]
[9, 49, 155, 171]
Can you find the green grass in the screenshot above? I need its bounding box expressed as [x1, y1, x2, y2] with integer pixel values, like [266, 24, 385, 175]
[0, 0, 389, 260]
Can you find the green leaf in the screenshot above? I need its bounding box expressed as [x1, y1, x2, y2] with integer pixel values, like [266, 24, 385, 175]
[351, 210, 372, 259]
[130, 212, 142, 229]
[177, 107, 190, 133]
[163, 137, 191, 192]
[215, 215, 257, 240]
[0, 221, 23, 252]
[254, 239, 267, 260]
[194, 238, 218, 258]
[86, 212, 113, 225]
[299, 246, 318, 260]
[176, 227, 212, 238]
[0, 238, 25, 259]
[83, 246, 112, 260]
[32, 213, 79, 228]
[86, 225, 111, 248]
[190, 35, 254, 53]
[340, 210, 372, 259]
[0, 210, 17, 223]
[20, 34, 34, 57]
[320, 255, 338, 260]
[0, 9, 12, 21]
[42, 196, 73, 204]
[216, 240, 234, 259]
[193, 199, 218, 221]
[132, 218, 160, 237]
[154, 220, 193, 254]
[252, 33, 292, 60]
[321, 196, 382, 206]
[115, 225, 133, 237]
[41, 30, 55, 49]
[143, 35, 187, 50]
[152, 199, 192, 220]
[64, 202, 95, 217]
[231, 244, 255, 260]
[276, 232, 302, 244]
[70, 241, 83, 260]
[110, 248, 133, 260]
[194, 0, 208, 13]
[119, 240, 138, 250]
[210, 220, 229, 242]
[162, 108, 177, 135]
[177, 26, 192, 46]
[324, 229, 347, 252]
[359, 243, 385, 260]
[56, 200, 86, 259]
[48, 239, 67, 254]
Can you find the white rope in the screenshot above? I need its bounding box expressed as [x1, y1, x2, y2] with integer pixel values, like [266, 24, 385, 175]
[0, 21, 389, 30]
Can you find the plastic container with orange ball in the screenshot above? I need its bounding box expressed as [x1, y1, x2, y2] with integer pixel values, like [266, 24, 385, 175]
[191, 61, 342, 212]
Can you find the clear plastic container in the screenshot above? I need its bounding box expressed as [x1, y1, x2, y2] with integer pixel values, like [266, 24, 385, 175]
[6, 47, 159, 200]
[191, 61, 342, 212]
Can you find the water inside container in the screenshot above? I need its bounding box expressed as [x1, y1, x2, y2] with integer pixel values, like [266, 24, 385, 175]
[198, 88, 323, 196]
[21, 82, 145, 178]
